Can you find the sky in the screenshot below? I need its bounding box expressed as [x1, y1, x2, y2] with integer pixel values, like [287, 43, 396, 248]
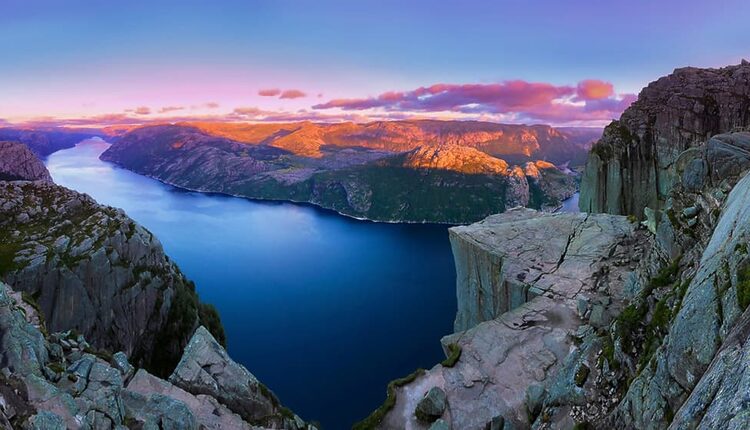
[1, 0, 749, 127]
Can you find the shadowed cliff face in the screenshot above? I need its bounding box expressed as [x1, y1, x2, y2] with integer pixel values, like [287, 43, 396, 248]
[0, 180, 224, 377]
[0, 141, 53, 182]
[579, 61, 750, 217]
[100, 121, 581, 223]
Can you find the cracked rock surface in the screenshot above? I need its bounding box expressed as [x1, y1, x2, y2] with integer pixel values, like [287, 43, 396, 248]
[379, 209, 645, 429]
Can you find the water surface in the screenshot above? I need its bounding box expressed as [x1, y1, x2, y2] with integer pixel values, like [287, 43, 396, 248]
[46, 138, 457, 429]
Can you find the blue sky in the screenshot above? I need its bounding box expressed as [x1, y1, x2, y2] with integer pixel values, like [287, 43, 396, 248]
[1, 0, 748, 125]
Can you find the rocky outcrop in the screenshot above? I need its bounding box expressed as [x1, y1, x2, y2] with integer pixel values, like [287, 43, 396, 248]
[0, 141, 53, 182]
[0, 180, 223, 376]
[369, 209, 645, 429]
[0, 281, 312, 429]
[579, 61, 750, 218]
[451, 209, 641, 331]
[168, 327, 298, 427]
[101, 123, 578, 223]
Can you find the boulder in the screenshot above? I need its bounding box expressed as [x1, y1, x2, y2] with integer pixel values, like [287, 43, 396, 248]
[415, 387, 447, 422]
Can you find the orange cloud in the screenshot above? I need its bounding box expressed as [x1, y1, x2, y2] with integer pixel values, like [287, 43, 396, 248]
[280, 89, 307, 99]
[258, 88, 282, 97]
[576, 80, 615, 100]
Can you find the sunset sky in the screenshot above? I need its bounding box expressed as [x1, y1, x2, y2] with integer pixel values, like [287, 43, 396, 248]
[2, 0, 749, 127]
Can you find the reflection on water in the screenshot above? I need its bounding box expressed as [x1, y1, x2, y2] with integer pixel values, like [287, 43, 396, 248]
[46, 138, 457, 429]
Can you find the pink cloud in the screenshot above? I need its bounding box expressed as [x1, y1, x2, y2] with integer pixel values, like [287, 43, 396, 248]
[279, 89, 307, 99]
[258, 88, 281, 97]
[158, 106, 185, 114]
[313, 79, 634, 124]
[204, 102, 220, 109]
[129, 106, 151, 115]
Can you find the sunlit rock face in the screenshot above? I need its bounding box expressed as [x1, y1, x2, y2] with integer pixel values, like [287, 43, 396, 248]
[579, 61, 750, 218]
[0, 141, 53, 182]
[101, 120, 583, 223]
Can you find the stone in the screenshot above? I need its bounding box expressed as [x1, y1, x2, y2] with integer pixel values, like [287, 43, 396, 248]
[415, 386, 447, 422]
[526, 384, 546, 417]
[113, 351, 135, 382]
[429, 418, 450, 430]
[485, 415, 505, 430]
[169, 326, 290, 425]
[589, 304, 609, 328]
[28, 411, 66, 430]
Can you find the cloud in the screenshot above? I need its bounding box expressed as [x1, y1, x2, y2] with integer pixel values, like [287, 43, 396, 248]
[313, 79, 635, 125]
[158, 106, 185, 114]
[576, 80, 615, 100]
[258, 88, 308, 99]
[258, 88, 281, 97]
[127, 106, 151, 115]
[279, 89, 307, 99]
[203, 102, 220, 109]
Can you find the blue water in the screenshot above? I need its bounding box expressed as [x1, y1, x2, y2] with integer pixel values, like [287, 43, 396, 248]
[558, 192, 580, 212]
[45, 138, 457, 429]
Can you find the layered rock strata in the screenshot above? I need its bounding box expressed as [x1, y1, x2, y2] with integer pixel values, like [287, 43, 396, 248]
[372, 209, 645, 429]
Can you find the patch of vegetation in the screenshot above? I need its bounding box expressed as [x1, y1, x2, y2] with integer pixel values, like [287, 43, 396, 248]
[736, 260, 750, 309]
[352, 368, 426, 430]
[21, 291, 48, 336]
[574, 364, 590, 387]
[441, 343, 462, 368]
[627, 214, 638, 224]
[149, 279, 226, 377]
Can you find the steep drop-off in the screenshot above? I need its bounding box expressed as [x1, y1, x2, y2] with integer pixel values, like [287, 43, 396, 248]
[362, 63, 750, 429]
[579, 61, 750, 217]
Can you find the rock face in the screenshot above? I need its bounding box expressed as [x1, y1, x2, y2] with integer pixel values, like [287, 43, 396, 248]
[169, 327, 290, 426]
[0, 180, 224, 375]
[372, 209, 645, 429]
[100, 121, 580, 223]
[579, 61, 750, 218]
[451, 209, 641, 332]
[0, 141, 53, 182]
[0, 281, 311, 429]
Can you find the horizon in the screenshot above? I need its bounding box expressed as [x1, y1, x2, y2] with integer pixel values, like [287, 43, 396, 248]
[3, 0, 748, 128]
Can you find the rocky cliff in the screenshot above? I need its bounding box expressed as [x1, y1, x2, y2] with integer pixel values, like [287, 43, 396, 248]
[100, 122, 578, 223]
[0, 180, 222, 376]
[361, 63, 750, 430]
[579, 61, 750, 217]
[0, 281, 312, 429]
[0, 147, 311, 428]
[0, 141, 53, 182]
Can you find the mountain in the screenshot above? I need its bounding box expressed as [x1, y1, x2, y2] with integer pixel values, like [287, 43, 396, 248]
[365, 62, 750, 429]
[0, 127, 101, 156]
[100, 120, 584, 223]
[579, 61, 750, 217]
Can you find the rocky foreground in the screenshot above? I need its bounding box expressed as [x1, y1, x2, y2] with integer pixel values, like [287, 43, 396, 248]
[0, 143, 312, 428]
[0, 281, 311, 429]
[99, 120, 586, 223]
[359, 63, 750, 429]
